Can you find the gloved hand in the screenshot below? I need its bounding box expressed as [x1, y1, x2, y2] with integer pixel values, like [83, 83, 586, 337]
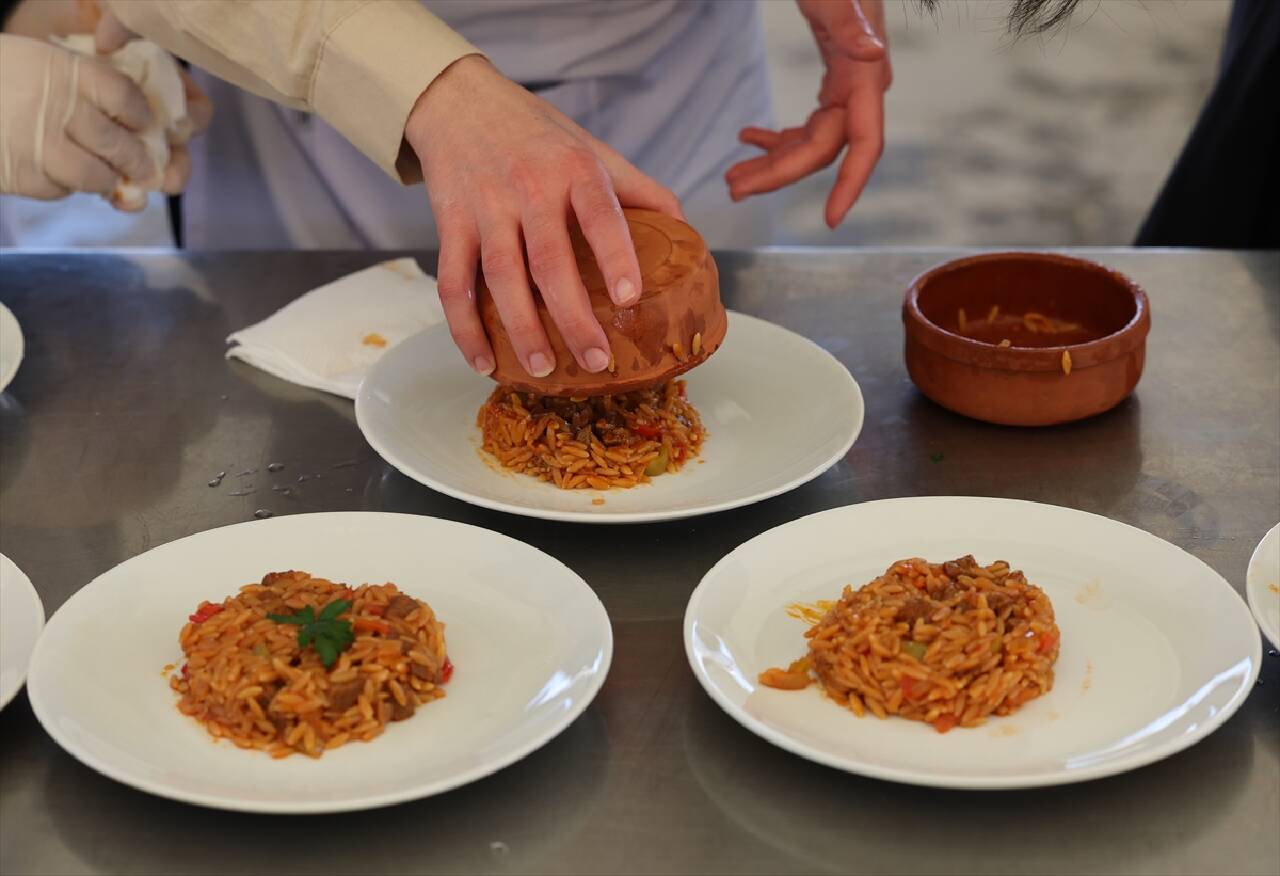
[0, 33, 157, 207]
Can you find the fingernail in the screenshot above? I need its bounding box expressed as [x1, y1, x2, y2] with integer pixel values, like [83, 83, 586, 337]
[855, 34, 884, 52]
[614, 277, 639, 306]
[528, 351, 554, 377]
[583, 347, 610, 373]
[472, 354, 495, 376]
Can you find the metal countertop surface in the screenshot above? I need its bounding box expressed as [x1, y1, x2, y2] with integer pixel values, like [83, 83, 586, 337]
[1, 248, 1277, 876]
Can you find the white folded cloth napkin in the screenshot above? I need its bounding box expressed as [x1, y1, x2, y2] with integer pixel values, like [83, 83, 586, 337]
[226, 258, 446, 399]
[53, 35, 190, 211]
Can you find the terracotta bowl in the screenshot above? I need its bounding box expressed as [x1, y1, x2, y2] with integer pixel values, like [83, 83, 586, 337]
[903, 252, 1150, 426]
[478, 208, 726, 397]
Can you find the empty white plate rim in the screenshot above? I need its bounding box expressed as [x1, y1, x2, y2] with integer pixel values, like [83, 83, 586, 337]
[27, 512, 612, 813]
[1246, 523, 1280, 649]
[685, 497, 1261, 789]
[355, 312, 863, 523]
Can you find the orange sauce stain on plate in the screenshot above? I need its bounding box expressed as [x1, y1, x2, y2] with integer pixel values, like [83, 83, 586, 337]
[362, 332, 388, 348]
[785, 599, 837, 625]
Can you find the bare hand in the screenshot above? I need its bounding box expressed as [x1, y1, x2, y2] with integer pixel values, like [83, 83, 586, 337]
[726, 0, 891, 228]
[405, 56, 683, 378]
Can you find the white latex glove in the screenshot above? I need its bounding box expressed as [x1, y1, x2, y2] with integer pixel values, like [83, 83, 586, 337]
[0, 33, 155, 208]
[53, 34, 193, 210]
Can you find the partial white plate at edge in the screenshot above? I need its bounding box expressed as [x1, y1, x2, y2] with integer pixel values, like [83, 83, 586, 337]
[355, 312, 864, 523]
[684, 497, 1261, 789]
[26, 512, 612, 813]
[1246, 523, 1280, 649]
[0, 302, 23, 393]
[0, 553, 45, 710]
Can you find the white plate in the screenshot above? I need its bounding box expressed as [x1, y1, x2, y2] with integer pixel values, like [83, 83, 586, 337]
[0, 554, 45, 710]
[0, 302, 23, 392]
[684, 497, 1261, 789]
[356, 312, 863, 523]
[27, 512, 612, 813]
[1246, 523, 1280, 649]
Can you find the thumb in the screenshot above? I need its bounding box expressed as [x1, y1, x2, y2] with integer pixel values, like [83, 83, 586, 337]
[798, 0, 886, 62]
[94, 7, 136, 54]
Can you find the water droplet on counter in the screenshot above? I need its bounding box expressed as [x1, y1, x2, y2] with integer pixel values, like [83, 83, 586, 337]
[313, 473, 323, 479]
[489, 841, 509, 857]
[238, 469, 257, 477]
[220, 394, 228, 401]
[229, 488, 255, 497]
[297, 475, 309, 483]
[267, 462, 284, 473]
[1257, 678, 1264, 686]
[254, 509, 274, 520]
[345, 488, 353, 493]
[270, 485, 293, 495]
[332, 459, 359, 469]
[207, 471, 226, 487]
[1269, 649, 1278, 658]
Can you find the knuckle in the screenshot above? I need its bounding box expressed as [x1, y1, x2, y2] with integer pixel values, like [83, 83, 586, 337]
[555, 313, 597, 346]
[480, 246, 522, 284]
[565, 146, 603, 175]
[525, 245, 572, 286]
[436, 277, 471, 305]
[578, 195, 622, 230]
[510, 165, 547, 201]
[447, 322, 481, 350]
[503, 314, 542, 343]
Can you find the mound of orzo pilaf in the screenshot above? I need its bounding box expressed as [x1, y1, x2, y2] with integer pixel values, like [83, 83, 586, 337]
[172, 571, 451, 758]
[759, 556, 1059, 732]
[478, 380, 704, 490]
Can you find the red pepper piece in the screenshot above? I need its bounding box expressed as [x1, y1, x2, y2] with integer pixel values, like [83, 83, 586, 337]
[188, 603, 225, 624]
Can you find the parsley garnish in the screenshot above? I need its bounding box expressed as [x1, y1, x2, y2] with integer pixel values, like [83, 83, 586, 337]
[268, 600, 353, 668]
[929, 452, 945, 463]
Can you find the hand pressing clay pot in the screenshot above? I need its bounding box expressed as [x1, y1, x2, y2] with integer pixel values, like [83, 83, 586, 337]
[478, 208, 727, 396]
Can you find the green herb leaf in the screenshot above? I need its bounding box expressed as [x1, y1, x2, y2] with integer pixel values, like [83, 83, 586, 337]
[267, 605, 315, 626]
[315, 636, 338, 668]
[319, 599, 351, 622]
[268, 601, 354, 668]
[929, 452, 945, 464]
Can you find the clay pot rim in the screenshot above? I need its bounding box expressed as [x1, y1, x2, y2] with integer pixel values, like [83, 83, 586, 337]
[903, 252, 1150, 373]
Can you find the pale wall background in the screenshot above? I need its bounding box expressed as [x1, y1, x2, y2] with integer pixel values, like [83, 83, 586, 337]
[760, 0, 1232, 245]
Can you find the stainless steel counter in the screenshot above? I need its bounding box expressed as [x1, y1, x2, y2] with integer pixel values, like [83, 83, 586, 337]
[1, 248, 1277, 876]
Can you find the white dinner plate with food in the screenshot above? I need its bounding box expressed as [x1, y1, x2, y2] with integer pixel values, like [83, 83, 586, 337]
[1246, 523, 1280, 649]
[684, 497, 1261, 790]
[0, 301, 24, 392]
[355, 312, 863, 523]
[0, 553, 45, 711]
[27, 512, 611, 813]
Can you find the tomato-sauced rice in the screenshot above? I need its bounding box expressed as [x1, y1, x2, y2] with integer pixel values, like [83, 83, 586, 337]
[760, 556, 1059, 732]
[478, 380, 704, 490]
[172, 570, 450, 758]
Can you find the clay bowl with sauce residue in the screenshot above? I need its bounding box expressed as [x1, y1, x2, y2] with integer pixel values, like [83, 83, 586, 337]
[478, 208, 726, 397]
[903, 252, 1150, 426]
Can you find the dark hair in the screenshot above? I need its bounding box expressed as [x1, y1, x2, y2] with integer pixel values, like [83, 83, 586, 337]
[918, 0, 1086, 36]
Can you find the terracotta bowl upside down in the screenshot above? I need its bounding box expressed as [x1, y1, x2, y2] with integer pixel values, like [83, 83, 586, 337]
[478, 208, 726, 397]
[903, 252, 1151, 427]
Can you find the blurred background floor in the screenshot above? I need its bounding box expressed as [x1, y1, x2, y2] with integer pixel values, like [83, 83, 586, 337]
[762, 0, 1232, 246]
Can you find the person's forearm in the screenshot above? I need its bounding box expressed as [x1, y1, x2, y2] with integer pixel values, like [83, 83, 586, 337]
[106, 0, 481, 182]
